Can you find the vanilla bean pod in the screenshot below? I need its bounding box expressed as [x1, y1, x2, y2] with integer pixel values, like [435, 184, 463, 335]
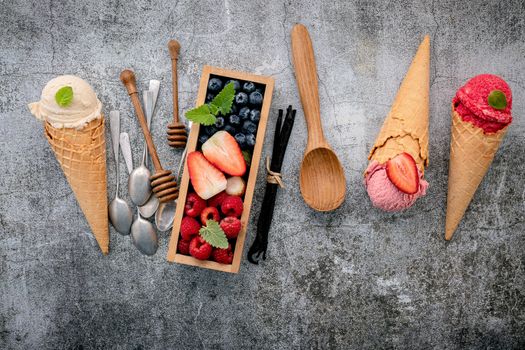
[248, 106, 296, 264]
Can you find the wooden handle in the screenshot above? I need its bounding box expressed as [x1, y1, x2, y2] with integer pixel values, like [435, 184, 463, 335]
[291, 24, 327, 150]
[119, 69, 163, 172]
[168, 40, 181, 123]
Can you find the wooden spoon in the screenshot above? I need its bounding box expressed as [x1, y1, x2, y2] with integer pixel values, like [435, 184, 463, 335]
[166, 39, 188, 148]
[291, 24, 346, 211]
[120, 69, 179, 203]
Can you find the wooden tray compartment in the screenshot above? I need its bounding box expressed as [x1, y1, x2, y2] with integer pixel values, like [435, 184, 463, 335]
[166, 65, 274, 273]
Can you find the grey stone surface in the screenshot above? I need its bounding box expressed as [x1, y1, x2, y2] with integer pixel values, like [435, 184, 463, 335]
[1, 0, 524, 348]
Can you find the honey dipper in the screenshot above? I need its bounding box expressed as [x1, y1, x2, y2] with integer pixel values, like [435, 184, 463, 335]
[166, 40, 187, 148]
[120, 69, 179, 203]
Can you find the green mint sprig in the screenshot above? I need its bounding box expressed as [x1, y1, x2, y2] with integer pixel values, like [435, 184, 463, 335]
[55, 86, 73, 107]
[487, 90, 507, 110]
[185, 82, 235, 125]
[199, 220, 229, 249]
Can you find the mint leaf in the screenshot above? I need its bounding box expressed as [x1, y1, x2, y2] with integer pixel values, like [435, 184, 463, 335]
[185, 104, 216, 125]
[185, 82, 235, 125]
[208, 103, 219, 115]
[55, 86, 73, 107]
[199, 220, 228, 249]
[488, 90, 507, 110]
[211, 82, 235, 115]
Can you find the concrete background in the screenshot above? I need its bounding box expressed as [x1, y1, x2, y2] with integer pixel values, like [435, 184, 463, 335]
[1, 0, 524, 348]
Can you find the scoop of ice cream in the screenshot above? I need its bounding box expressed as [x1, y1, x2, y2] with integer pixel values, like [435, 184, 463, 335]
[28, 75, 102, 129]
[364, 160, 428, 212]
[453, 74, 512, 133]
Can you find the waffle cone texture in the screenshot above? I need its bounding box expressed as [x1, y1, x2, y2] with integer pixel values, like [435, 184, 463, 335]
[44, 117, 109, 254]
[368, 35, 430, 174]
[445, 108, 507, 240]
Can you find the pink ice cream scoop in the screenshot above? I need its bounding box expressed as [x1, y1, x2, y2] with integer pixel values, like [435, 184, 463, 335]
[364, 160, 429, 212]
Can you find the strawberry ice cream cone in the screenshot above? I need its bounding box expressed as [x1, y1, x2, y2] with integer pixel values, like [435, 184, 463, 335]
[445, 74, 512, 240]
[365, 35, 430, 212]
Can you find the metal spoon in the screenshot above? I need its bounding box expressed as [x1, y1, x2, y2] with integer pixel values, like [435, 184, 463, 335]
[131, 207, 158, 256]
[155, 200, 177, 232]
[128, 82, 160, 206]
[120, 132, 159, 255]
[139, 195, 159, 218]
[154, 121, 192, 231]
[108, 111, 133, 235]
[138, 81, 161, 217]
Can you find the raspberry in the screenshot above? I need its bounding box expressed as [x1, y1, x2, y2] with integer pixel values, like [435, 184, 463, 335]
[207, 191, 229, 208]
[180, 216, 201, 241]
[200, 206, 220, 226]
[185, 192, 206, 217]
[220, 216, 242, 239]
[212, 243, 233, 264]
[221, 196, 243, 217]
[189, 236, 212, 260]
[177, 239, 190, 255]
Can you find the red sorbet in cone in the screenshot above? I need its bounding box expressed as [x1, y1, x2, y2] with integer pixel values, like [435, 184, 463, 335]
[445, 74, 512, 240]
[453, 74, 512, 133]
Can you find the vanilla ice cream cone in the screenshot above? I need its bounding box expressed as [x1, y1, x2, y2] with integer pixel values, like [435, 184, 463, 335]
[29, 75, 109, 254]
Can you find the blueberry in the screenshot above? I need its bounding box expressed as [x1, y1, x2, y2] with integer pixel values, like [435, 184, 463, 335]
[234, 133, 247, 148]
[224, 125, 236, 135]
[242, 120, 257, 134]
[235, 92, 248, 106]
[214, 116, 225, 129]
[206, 93, 215, 103]
[243, 82, 256, 93]
[249, 109, 261, 123]
[230, 104, 238, 114]
[198, 134, 209, 144]
[208, 78, 223, 92]
[204, 125, 218, 136]
[238, 107, 250, 120]
[249, 91, 263, 106]
[228, 114, 241, 126]
[246, 133, 256, 147]
[225, 79, 241, 91]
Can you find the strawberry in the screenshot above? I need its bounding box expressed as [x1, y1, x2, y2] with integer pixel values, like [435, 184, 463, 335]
[202, 131, 246, 176]
[220, 216, 241, 239]
[200, 207, 220, 226]
[386, 152, 420, 194]
[226, 176, 246, 197]
[180, 216, 201, 241]
[177, 239, 190, 255]
[187, 151, 227, 200]
[208, 191, 229, 208]
[221, 196, 244, 217]
[212, 243, 234, 264]
[184, 192, 206, 217]
[189, 236, 212, 260]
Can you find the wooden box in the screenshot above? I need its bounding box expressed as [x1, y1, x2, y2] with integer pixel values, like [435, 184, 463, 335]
[166, 65, 274, 273]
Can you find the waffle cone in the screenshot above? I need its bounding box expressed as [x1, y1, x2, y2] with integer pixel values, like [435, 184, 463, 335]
[44, 117, 109, 254]
[368, 35, 430, 173]
[445, 108, 507, 240]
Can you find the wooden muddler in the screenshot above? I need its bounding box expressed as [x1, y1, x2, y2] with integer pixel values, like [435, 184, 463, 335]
[166, 40, 187, 148]
[120, 69, 179, 203]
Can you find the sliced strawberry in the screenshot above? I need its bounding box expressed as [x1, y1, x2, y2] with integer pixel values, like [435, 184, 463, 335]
[202, 131, 246, 176]
[187, 151, 227, 200]
[386, 152, 420, 194]
[226, 176, 246, 197]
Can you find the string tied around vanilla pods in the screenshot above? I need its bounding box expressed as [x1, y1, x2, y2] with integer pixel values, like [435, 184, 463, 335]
[248, 106, 296, 264]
